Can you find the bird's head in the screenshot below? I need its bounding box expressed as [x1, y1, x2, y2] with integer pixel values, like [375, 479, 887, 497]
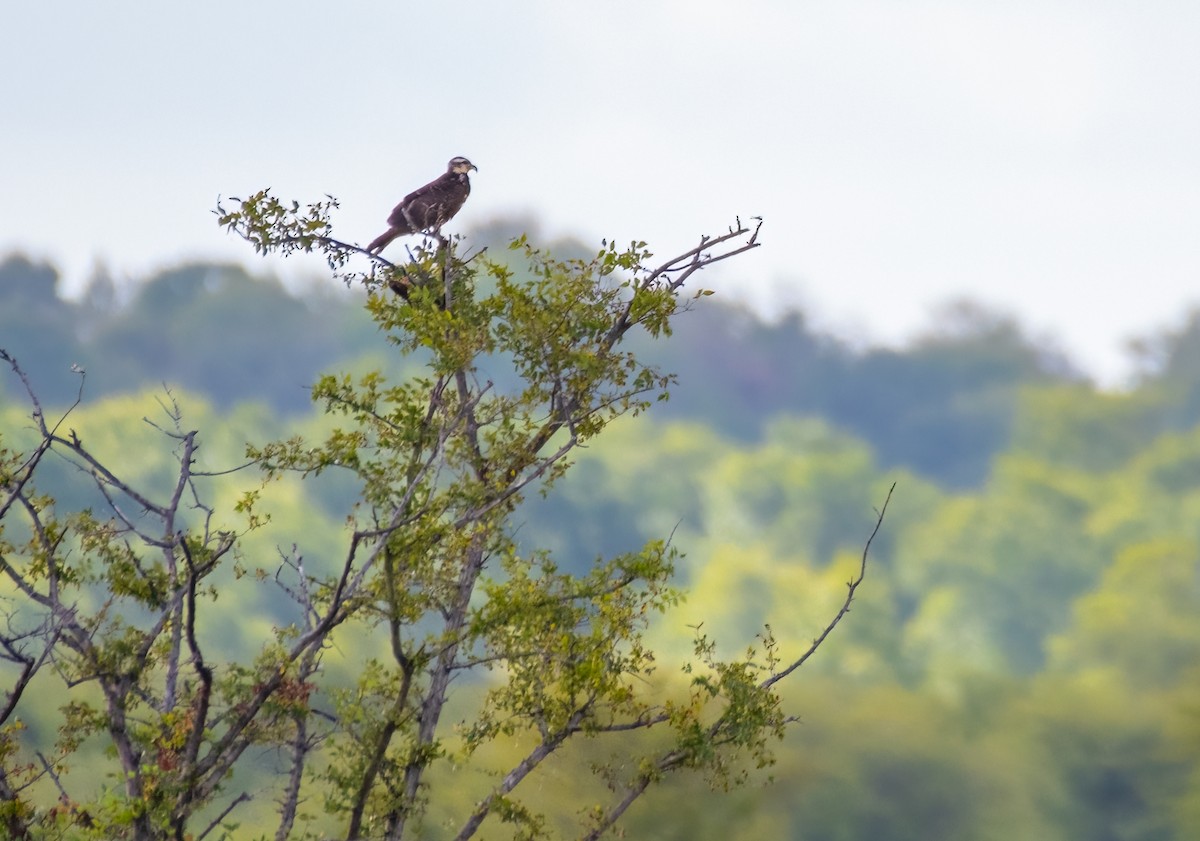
[448, 156, 477, 174]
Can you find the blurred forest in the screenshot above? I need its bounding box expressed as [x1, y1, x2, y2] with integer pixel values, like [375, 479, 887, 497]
[2, 225, 1200, 839]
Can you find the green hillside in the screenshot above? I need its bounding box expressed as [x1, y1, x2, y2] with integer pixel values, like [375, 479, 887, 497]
[2, 234, 1198, 839]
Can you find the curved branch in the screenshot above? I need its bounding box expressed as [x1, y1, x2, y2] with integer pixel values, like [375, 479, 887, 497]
[762, 481, 895, 690]
[581, 482, 894, 840]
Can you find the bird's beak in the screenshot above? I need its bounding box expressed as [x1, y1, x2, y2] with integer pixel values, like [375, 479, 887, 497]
[471, 164, 479, 172]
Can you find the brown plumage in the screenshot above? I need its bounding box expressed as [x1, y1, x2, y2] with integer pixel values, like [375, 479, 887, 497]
[367, 156, 477, 254]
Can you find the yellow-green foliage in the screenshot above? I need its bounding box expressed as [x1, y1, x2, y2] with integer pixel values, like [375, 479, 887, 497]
[10, 377, 1198, 839]
[5, 221, 1200, 838]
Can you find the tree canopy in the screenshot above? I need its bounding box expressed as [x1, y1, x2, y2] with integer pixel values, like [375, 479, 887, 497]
[0, 202, 904, 841]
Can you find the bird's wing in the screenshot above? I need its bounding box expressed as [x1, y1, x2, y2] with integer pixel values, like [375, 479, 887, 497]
[389, 173, 470, 231]
[401, 174, 445, 206]
[387, 173, 448, 228]
[397, 173, 453, 212]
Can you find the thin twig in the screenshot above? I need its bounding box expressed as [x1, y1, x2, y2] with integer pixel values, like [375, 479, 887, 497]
[762, 481, 895, 689]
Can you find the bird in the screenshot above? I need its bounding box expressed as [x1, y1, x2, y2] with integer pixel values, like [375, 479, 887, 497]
[366, 156, 477, 254]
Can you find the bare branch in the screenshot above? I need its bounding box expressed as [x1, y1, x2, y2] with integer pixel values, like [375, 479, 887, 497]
[453, 701, 595, 841]
[274, 712, 312, 841]
[601, 219, 761, 355]
[578, 774, 652, 841]
[197, 792, 252, 841]
[762, 482, 895, 690]
[0, 619, 59, 723]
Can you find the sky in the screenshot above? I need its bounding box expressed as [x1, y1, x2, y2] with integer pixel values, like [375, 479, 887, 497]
[3, 1, 1198, 386]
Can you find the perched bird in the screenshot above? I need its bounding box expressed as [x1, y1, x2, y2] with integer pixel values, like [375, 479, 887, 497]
[367, 156, 477, 254]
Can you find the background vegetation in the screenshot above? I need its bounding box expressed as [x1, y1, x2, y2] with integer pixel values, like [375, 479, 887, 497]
[2, 220, 1199, 839]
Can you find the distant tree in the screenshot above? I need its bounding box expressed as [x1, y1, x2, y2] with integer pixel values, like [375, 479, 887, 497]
[1010, 384, 1167, 472]
[77, 264, 119, 340]
[637, 305, 848, 440]
[626, 297, 1079, 488]
[1130, 308, 1200, 426]
[0, 255, 82, 403]
[833, 301, 1080, 487]
[0, 255, 60, 310]
[0, 193, 891, 841]
[86, 263, 348, 410]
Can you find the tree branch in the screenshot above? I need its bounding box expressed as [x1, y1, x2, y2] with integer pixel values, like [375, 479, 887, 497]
[762, 481, 895, 690]
[452, 701, 595, 841]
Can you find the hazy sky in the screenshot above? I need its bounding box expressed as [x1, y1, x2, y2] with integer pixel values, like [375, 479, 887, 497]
[3, 1, 1198, 385]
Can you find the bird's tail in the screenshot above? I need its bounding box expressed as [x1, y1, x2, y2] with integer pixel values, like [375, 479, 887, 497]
[367, 228, 401, 254]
